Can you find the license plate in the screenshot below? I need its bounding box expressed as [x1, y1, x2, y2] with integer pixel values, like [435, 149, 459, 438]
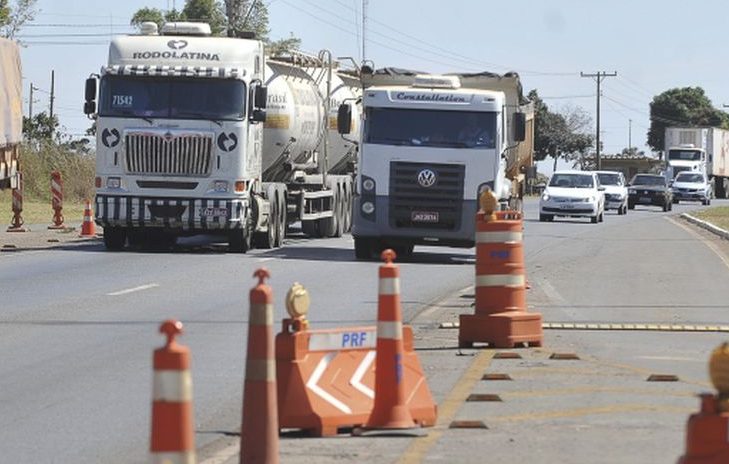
[639, 197, 651, 203]
[411, 211, 439, 223]
[198, 207, 228, 218]
[560, 204, 574, 209]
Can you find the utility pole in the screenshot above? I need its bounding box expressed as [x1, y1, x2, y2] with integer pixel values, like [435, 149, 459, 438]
[49, 70, 55, 119]
[362, 0, 368, 63]
[28, 83, 38, 119]
[628, 118, 632, 152]
[581, 71, 617, 169]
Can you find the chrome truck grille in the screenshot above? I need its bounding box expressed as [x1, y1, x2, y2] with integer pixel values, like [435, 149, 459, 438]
[125, 132, 213, 176]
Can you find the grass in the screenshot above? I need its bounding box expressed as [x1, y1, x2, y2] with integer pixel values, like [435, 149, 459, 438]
[0, 190, 84, 225]
[691, 206, 729, 231]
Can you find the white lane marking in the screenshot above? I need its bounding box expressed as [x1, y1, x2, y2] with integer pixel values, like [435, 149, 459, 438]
[257, 257, 274, 262]
[306, 352, 352, 414]
[540, 280, 566, 304]
[199, 443, 239, 464]
[350, 350, 376, 399]
[107, 283, 159, 296]
[667, 217, 729, 270]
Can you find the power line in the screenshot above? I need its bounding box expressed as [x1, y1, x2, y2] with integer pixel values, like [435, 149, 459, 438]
[581, 71, 617, 169]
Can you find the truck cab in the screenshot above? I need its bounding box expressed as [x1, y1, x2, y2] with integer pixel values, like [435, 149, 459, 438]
[341, 72, 527, 259]
[666, 144, 706, 179]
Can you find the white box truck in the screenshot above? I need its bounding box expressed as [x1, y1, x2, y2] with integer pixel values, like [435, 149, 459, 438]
[664, 127, 729, 198]
[0, 37, 22, 191]
[337, 69, 533, 259]
[85, 22, 361, 251]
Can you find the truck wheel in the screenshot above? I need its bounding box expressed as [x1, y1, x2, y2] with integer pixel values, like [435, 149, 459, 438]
[229, 218, 252, 253]
[343, 183, 352, 233]
[275, 193, 286, 247]
[255, 203, 276, 249]
[354, 237, 374, 260]
[103, 227, 126, 251]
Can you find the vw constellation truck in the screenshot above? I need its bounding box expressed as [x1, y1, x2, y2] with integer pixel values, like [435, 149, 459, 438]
[339, 69, 532, 259]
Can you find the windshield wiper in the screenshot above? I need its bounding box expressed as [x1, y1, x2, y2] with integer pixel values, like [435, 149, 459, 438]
[183, 112, 224, 127]
[117, 110, 153, 125]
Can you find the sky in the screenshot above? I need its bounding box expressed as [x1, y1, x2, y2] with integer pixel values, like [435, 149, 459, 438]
[15, 0, 729, 174]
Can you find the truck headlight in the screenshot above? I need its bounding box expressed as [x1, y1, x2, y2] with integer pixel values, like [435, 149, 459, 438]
[107, 177, 121, 189]
[362, 201, 375, 214]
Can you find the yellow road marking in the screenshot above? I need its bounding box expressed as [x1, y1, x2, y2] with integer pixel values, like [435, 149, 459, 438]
[397, 350, 494, 464]
[489, 403, 695, 423]
[500, 386, 696, 399]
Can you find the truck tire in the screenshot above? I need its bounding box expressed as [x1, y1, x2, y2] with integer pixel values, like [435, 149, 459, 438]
[103, 227, 126, 251]
[354, 237, 374, 260]
[342, 182, 352, 233]
[275, 192, 286, 247]
[229, 218, 252, 253]
[255, 200, 276, 249]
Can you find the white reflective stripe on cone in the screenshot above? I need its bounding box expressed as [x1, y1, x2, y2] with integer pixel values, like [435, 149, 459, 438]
[476, 274, 525, 287]
[248, 303, 274, 326]
[153, 370, 193, 402]
[378, 277, 400, 295]
[245, 359, 276, 382]
[151, 451, 196, 464]
[377, 321, 403, 340]
[476, 231, 522, 244]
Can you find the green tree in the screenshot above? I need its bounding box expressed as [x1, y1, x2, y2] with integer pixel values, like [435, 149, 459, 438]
[130, 7, 185, 30]
[183, 0, 226, 35]
[0, 0, 37, 39]
[647, 87, 729, 152]
[225, 0, 268, 39]
[529, 90, 594, 170]
[23, 112, 59, 141]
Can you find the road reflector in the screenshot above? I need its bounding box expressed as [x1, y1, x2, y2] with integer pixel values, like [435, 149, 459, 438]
[550, 353, 580, 360]
[493, 352, 522, 359]
[467, 394, 502, 402]
[449, 420, 488, 429]
[647, 374, 679, 382]
[481, 373, 512, 381]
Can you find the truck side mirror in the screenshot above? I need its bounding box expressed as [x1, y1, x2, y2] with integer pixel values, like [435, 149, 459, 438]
[84, 77, 97, 115]
[513, 112, 526, 142]
[337, 103, 352, 134]
[254, 85, 268, 109]
[251, 109, 266, 123]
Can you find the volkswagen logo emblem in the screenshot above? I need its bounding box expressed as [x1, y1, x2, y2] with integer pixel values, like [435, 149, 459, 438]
[417, 169, 437, 188]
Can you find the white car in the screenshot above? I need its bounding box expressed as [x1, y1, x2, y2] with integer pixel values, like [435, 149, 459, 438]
[671, 172, 712, 205]
[595, 170, 628, 215]
[539, 170, 605, 224]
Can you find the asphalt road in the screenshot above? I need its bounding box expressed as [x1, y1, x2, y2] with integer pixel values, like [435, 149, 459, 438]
[1, 198, 728, 463]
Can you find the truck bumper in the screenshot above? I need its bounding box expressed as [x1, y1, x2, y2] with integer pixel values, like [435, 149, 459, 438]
[95, 194, 249, 231]
[352, 196, 477, 248]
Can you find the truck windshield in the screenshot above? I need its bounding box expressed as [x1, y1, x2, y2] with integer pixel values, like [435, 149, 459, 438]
[99, 75, 246, 121]
[365, 108, 497, 149]
[668, 149, 702, 161]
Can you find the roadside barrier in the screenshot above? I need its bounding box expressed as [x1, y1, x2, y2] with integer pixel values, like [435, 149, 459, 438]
[7, 171, 26, 232]
[275, 256, 436, 437]
[79, 198, 96, 237]
[677, 343, 729, 464]
[240, 268, 279, 463]
[459, 190, 543, 348]
[48, 171, 65, 229]
[150, 320, 195, 464]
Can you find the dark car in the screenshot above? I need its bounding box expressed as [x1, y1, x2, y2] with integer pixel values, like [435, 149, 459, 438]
[628, 174, 673, 211]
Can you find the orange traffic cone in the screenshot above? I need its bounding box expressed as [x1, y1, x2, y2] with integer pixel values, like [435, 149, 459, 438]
[80, 199, 96, 237]
[359, 249, 424, 436]
[240, 268, 279, 463]
[150, 320, 195, 464]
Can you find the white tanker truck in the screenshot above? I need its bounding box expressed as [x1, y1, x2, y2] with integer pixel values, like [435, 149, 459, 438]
[85, 22, 360, 251]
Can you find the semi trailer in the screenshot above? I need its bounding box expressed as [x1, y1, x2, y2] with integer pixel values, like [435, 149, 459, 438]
[0, 37, 22, 191]
[664, 127, 729, 198]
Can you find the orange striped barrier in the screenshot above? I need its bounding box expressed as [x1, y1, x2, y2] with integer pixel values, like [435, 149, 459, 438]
[276, 272, 436, 437]
[48, 170, 65, 229]
[150, 320, 195, 464]
[80, 198, 96, 237]
[240, 268, 279, 463]
[7, 171, 26, 232]
[459, 192, 543, 349]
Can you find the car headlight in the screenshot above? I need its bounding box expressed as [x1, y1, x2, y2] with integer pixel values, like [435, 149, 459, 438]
[362, 201, 375, 214]
[541, 193, 550, 201]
